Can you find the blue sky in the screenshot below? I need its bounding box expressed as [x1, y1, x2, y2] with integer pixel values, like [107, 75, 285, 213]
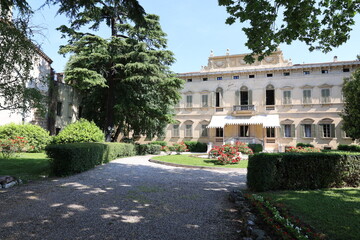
[28, 0, 360, 74]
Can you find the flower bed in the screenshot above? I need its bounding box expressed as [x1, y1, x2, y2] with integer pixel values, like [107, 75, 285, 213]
[245, 193, 325, 240]
[0, 136, 33, 158]
[209, 142, 253, 165]
[285, 146, 321, 153]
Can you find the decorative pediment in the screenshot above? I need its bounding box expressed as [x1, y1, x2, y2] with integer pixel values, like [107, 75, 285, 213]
[301, 118, 315, 124]
[300, 85, 314, 89]
[280, 85, 294, 90]
[280, 119, 294, 124]
[200, 90, 210, 94]
[183, 91, 193, 95]
[319, 118, 334, 123]
[318, 83, 333, 88]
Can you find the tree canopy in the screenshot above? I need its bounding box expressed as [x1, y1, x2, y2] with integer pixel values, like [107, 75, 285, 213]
[219, 0, 360, 63]
[59, 11, 183, 140]
[341, 65, 360, 140]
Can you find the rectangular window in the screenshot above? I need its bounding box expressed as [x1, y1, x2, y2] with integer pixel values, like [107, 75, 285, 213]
[201, 125, 208, 137]
[285, 125, 291, 137]
[267, 73, 273, 77]
[303, 71, 310, 75]
[233, 75, 239, 79]
[321, 89, 330, 103]
[186, 95, 193, 108]
[303, 89, 312, 104]
[56, 102, 62, 116]
[78, 106, 83, 119]
[283, 72, 290, 76]
[321, 69, 328, 74]
[173, 124, 179, 137]
[322, 124, 331, 138]
[55, 127, 61, 135]
[266, 127, 275, 138]
[343, 68, 350, 72]
[216, 92, 220, 107]
[203, 77, 208, 81]
[201, 94, 208, 107]
[303, 124, 312, 138]
[216, 128, 223, 137]
[249, 74, 255, 78]
[185, 125, 192, 137]
[217, 76, 222, 80]
[187, 79, 192, 82]
[238, 125, 249, 137]
[283, 91, 291, 104]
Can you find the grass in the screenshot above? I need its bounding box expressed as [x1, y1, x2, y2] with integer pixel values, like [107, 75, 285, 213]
[259, 188, 360, 240]
[152, 154, 248, 168]
[0, 152, 51, 182]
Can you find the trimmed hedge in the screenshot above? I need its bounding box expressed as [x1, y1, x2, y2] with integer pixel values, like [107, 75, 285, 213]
[296, 142, 314, 148]
[248, 144, 263, 153]
[135, 144, 161, 155]
[247, 152, 360, 192]
[149, 141, 167, 147]
[338, 144, 360, 152]
[184, 141, 207, 152]
[46, 142, 135, 176]
[0, 123, 51, 152]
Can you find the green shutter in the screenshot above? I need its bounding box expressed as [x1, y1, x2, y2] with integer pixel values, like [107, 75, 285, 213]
[299, 124, 304, 138]
[280, 124, 284, 137]
[235, 90, 240, 105]
[248, 90, 253, 105]
[312, 124, 317, 138]
[210, 92, 214, 107]
[291, 124, 295, 137]
[331, 124, 336, 138]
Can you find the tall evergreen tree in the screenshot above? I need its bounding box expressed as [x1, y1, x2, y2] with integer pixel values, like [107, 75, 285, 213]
[58, 11, 183, 140]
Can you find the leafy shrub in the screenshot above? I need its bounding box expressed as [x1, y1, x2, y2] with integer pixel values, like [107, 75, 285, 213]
[209, 144, 241, 164]
[247, 152, 360, 192]
[338, 144, 360, 152]
[285, 146, 321, 153]
[0, 137, 31, 158]
[0, 123, 51, 152]
[46, 142, 135, 176]
[248, 143, 263, 153]
[53, 119, 104, 144]
[149, 141, 167, 147]
[234, 141, 254, 155]
[296, 142, 314, 148]
[184, 141, 207, 152]
[135, 144, 161, 155]
[172, 142, 188, 154]
[103, 143, 136, 163]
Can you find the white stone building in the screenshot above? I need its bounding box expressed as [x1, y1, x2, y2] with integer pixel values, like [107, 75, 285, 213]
[141, 49, 359, 151]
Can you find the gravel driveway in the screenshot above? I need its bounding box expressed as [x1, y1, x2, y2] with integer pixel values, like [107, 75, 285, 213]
[0, 155, 247, 240]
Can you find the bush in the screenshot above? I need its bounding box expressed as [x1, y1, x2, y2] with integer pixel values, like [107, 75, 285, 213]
[338, 144, 360, 152]
[103, 143, 136, 163]
[149, 141, 167, 147]
[296, 142, 314, 148]
[209, 144, 241, 165]
[53, 119, 104, 144]
[0, 137, 31, 158]
[0, 123, 51, 152]
[248, 144, 263, 153]
[135, 144, 161, 155]
[285, 146, 321, 153]
[184, 141, 207, 152]
[46, 142, 136, 176]
[247, 153, 360, 192]
[172, 142, 188, 154]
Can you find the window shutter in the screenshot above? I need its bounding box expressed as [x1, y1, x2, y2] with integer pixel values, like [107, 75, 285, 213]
[280, 124, 284, 137]
[210, 92, 214, 107]
[331, 124, 335, 138]
[291, 124, 295, 137]
[299, 124, 304, 138]
[312, 124, 317, 138]
[248, 90, 253, 105]
[235, 90, 240, 105]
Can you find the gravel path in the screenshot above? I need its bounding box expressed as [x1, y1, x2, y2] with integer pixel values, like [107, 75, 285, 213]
[0, 155, 247, 240]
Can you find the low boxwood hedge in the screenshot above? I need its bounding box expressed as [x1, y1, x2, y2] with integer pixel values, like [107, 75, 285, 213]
[247, 152, 360, 192]
[135, 144, 161, 155]
[184, 141, 207, 152]
[248, 143, 263, 153]
[46, 142, 135, 176]
[338, 144, 360, 152]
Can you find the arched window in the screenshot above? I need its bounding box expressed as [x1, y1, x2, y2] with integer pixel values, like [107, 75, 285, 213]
[300, 118, 315, 138]
[266, 84, 275, 105]
[318, 118, 335, 138]
[215, 87, 223, 107]
[280, 119, 295, 138]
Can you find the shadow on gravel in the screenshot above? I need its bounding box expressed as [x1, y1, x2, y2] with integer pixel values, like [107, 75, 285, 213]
[0, 158, 246, 240]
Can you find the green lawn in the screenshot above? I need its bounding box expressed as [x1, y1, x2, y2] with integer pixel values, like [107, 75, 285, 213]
[152, 154, 248, 168]
[0, 153, 51, 182]
[260, 188, 360, 240]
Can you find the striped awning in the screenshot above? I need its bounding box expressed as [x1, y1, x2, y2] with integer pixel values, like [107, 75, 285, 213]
[207, 115, 280, 128]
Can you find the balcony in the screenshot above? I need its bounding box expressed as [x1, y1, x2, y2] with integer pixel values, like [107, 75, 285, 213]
[233, 105, 255, 115]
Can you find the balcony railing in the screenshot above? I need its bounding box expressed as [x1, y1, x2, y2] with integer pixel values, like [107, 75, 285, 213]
[233, 105, 255, 111]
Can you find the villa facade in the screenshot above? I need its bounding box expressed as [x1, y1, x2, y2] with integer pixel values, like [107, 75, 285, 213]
[141, 49, 359, 152]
